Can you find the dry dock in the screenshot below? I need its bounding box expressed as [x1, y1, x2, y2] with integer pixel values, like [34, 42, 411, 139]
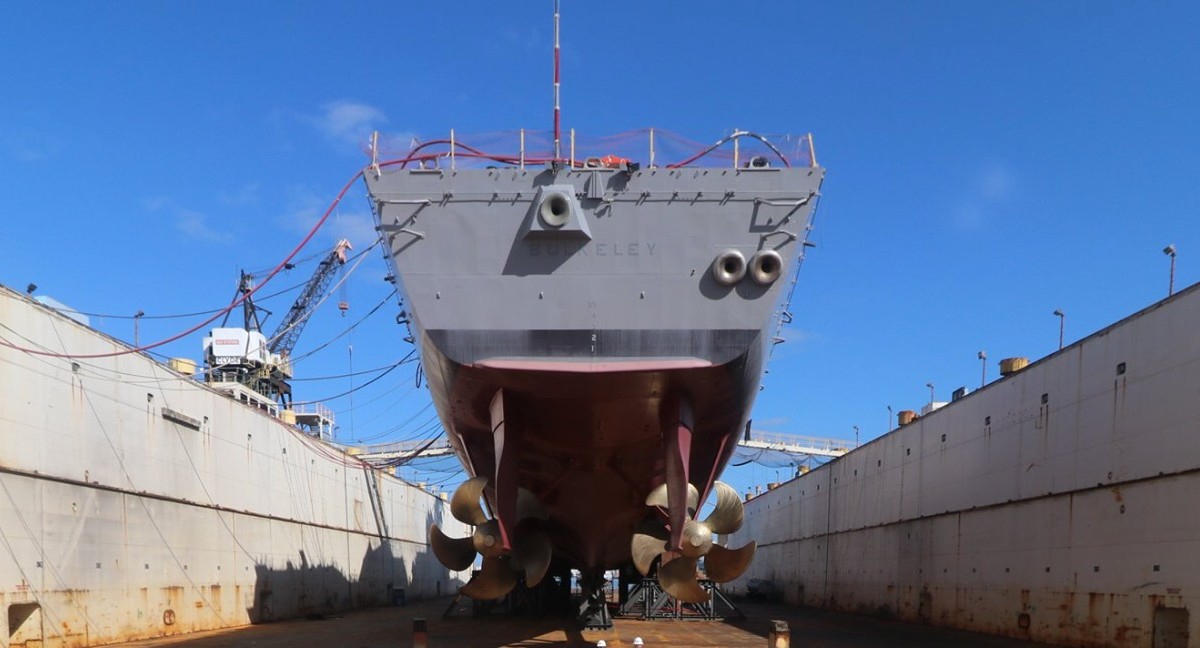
[107, 595, 1066, 647]
[730, 282, 1200, 648]
[10, 249, 1200, 648]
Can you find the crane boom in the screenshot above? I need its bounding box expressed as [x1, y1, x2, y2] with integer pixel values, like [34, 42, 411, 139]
[269, 239, 352, 356]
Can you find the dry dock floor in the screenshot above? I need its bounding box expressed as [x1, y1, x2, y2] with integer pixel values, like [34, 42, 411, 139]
[110, 596, 1064, 647]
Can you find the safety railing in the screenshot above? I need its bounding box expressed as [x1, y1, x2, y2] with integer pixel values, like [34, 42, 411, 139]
[367, 128, 817, 172]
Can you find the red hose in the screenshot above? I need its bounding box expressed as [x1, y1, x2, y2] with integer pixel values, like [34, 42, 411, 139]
[2, 170, 366, 359]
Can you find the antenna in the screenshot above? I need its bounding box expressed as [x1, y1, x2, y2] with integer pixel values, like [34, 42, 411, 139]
[553, 0, 561, 160]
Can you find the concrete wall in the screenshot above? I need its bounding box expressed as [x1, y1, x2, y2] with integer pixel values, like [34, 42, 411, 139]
[730, 283, 1200, 648]
[0, 285, 471, 647]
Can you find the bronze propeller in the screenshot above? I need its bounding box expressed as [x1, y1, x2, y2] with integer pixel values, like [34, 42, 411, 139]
[430, 476, 552, 600]
[631, 480, 756, 603]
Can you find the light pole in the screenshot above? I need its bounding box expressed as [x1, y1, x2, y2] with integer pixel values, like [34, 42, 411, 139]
[134, 310, 145, 347]
[977, 350, 987, 387]
[887, 405, 893, 432]
[925, 382, 935, 406]
[1053, 309, 1065, 350]
[1164, 244, 1177, 296]
[853, 425, 860, 446]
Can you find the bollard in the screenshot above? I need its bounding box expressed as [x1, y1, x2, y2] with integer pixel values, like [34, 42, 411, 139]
[768, 619, 789, 648]
[413, 617, 428, 648]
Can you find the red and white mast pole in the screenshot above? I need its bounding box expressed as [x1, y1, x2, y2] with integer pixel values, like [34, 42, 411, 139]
[553, 0, 562, 161]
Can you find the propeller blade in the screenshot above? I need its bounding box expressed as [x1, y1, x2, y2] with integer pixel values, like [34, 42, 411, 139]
[472, 519, 507, 559]
[516, 487, 548, 522]
[658, 555, 708, 604]
[702, 481, 745, 535]
[460, 556, 518, 600]
[430, 524, 477, 571]
[644, 483, 668, 507]
[703, 540, 757, 583]
[451, 476, 490, 526]
[645, 482, 700, 512]
[631, 520, 669, 576]
[513, 530, 553, 587]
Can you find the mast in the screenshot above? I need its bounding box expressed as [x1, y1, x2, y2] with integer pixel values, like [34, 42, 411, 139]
[553, 0, 561, 160]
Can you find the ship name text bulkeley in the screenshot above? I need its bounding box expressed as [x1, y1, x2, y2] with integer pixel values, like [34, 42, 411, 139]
[528, 241, 658, 257]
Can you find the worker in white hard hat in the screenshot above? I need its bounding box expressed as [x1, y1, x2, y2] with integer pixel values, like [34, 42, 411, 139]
[595, 641, 606, 648]
[633, 637, 644, 646]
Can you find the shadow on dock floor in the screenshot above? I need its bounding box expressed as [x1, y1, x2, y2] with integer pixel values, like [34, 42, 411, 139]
[108, 596, 1066, 647]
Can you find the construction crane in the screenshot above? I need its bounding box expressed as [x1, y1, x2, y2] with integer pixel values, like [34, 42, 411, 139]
[203, 239, 352, 408]
[269, 239, 353, 359]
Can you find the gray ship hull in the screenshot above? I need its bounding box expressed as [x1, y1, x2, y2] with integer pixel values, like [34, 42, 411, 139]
[368, 141, 824, 577]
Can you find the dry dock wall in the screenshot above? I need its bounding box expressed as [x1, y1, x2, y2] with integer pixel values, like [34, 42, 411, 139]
[0, 285, 471, 647]
[730, 283, 1200, 648]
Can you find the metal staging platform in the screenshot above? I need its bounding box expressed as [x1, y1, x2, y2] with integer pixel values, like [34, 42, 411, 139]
[617, 578, 744, 621]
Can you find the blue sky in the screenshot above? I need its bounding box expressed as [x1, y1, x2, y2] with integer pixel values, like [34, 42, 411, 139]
[3, 2, 1199, 496]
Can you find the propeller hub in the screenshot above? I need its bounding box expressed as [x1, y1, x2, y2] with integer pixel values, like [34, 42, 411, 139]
[474, 520, 506, 558]
[679, 520, 712, 558]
